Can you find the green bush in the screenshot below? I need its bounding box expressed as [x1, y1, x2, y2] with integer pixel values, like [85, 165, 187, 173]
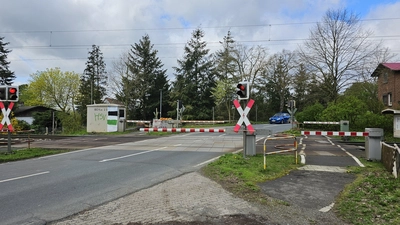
[16, 120, 31, 131]
[57, 112, 83, 134]
[296, 102, 324, 122]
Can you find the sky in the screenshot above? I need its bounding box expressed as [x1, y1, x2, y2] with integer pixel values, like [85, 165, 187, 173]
[1, 0, 400, 90]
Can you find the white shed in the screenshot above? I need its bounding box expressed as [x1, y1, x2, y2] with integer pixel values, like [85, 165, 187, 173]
[87, 104, 126, 133]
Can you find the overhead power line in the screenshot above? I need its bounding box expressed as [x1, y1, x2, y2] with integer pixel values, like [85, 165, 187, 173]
[1, 17, 400, 34]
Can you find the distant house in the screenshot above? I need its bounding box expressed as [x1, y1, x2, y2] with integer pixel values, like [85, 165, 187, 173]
[13, 106, 55, 124]
[371, 63, 400, 109]
[103, 97, 124, 105]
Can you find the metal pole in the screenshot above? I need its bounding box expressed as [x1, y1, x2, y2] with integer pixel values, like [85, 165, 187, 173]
[212, 107, 214, 125]
[159, 89, 162, 119]
[7, 130, 11, 153]
[176, 100, 179, 120]
[52, 111, 55, 135]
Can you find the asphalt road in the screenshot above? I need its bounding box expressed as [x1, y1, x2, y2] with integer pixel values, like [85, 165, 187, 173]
[0, 129, 248, 225]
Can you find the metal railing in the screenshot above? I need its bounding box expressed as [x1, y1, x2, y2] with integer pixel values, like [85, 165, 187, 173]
[263, 134, 298, 170]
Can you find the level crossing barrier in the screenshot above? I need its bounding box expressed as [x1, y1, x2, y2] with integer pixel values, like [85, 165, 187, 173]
[303, 121, 340, 125]
[126, 120, 151, 124]
[301, 131, 369, 137]
[263, 134, 298, 170]
[140, 128, 226, 133]
[181, 120, 226, 124]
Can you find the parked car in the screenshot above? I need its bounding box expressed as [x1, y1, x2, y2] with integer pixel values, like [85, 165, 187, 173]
[269, 112, 290, 124]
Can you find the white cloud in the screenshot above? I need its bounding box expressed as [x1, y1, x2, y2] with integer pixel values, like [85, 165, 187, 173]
[0, 0, 398, 86]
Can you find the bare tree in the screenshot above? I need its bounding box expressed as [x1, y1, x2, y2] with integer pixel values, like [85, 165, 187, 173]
[357, 45, 396, 83]
[298, 9, 386, 102]
[108, 52, 129, 102]
[233, 44, 268, 86]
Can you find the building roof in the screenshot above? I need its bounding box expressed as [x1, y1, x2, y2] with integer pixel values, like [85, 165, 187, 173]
[381, 63, 400, 70]
[13, 106, 55, 116]
[371, 62, 400, 77]
[104, 97, 124, 105]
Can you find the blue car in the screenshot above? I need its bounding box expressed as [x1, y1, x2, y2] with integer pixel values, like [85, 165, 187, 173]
[269, 113, 290, 124]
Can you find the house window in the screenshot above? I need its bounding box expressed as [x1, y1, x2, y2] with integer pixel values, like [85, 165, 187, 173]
[383, 93, 392, 106]
[119, 109, 125, 118]
[383, 71, 388, 83]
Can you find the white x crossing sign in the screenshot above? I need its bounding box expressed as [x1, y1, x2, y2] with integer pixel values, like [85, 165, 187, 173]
[0, 102, 14, 132]
[233, 99, 255, 134]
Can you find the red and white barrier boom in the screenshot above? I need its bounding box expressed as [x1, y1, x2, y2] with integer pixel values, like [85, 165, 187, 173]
[140, 128, 225, 133]
[301, 131, 369, 136]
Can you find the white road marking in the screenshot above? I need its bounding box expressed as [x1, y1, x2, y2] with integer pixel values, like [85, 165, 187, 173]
[99, 147, 167, 162]
[194, 156, 221, 167]
[319, 203, 335, 212]
[0, 171, 50, 184]
[194, 148, 244, 167]
[337, 145, 365, 167]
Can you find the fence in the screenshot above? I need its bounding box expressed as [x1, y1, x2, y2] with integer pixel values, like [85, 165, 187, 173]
[381, 142, 400, 179]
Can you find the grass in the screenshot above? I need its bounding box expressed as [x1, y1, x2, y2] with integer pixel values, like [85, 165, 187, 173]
[202, 152, 400, 225]
[201, 153, 300, 204]
[335, 158, 400, 225]
[0, 148, 70, 163]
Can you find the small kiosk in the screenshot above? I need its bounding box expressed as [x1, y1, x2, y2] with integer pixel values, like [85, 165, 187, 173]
[87, 104, 126, 133]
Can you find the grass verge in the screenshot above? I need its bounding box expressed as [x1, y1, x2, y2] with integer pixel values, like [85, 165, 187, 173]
[335, 158, 400, 225]
[202, 152, 400, 225]
[201, 153, 300, 205]
[0, 148, 70, 163]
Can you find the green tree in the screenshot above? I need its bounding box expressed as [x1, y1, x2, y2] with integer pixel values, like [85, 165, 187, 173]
[121, 34, 169, 120]
[76, 45, 107, 123]
[211, 80, 235, 122]
[26, 68, 80, 112]
[292, 63, 311, 111]
[344, 81, 383, 114]
[296, 102, 325, 123]
[320, 95, 368, 129]
[31, 110, 57, 133]
[262, 50, 294, 112]
[214, 31, 237, 80]
[170, 28, 216, 120]
[213, 31, 238, 121]
[0, 36, 16, 85]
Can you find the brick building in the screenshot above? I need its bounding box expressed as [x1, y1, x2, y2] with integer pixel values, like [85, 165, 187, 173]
[371, 63, 400, 109]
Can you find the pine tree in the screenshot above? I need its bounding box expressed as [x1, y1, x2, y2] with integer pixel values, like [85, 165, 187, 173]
[214, 31, 237, 80]
[0, 37, 16, 85]
[123, 34, 169, 120]
[76, 45, 107, 123]
[213, 31, 238, 122]
[171, 28, 216, 120]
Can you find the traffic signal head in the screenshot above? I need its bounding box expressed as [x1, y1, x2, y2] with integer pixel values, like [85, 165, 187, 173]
[0, 87, 6, 101]
[236, 82, 249, 100]
[8, 86, 18, 102]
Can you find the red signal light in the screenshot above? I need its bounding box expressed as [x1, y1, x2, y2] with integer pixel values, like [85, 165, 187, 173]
[238, 84, 245, 91]
[236, 82, 249, 100]
[9, 88, 16, 94]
